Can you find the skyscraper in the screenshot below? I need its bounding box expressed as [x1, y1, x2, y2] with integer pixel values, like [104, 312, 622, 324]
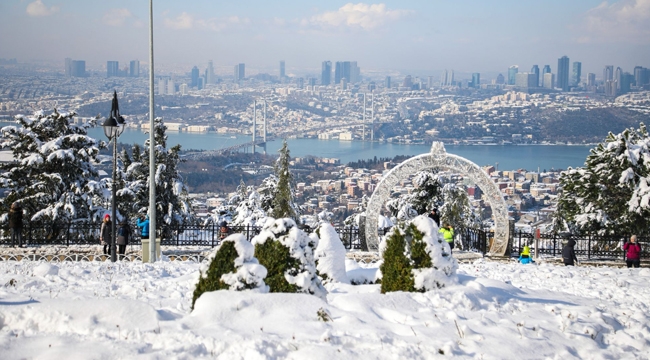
[587, 73, 596, 87]
[234, 63, 245, 82]
[129, 60, 140, 77]
[615, 67, 623, 90]
[472, 73, 480, 88]
[508, 66, 518, 85]
[107, 61, 119, 77]
[385, 76, 391, 89]
[543, 73, 555, 89]
[621, 73, 633, 94]
[334, 61, 360, 84]
[531, 65, 540, 87]
[321, 61, 332, 85]
[191, 66, 199, 87]
[206, 60, 215, 85]
[280, 61, 285, 78]
[604, 65, 614, 82]
[71, 60, 85, 77]
[572, 62, 582, 86]
[557, 56, 570, 91]
[496, 74, 505, 85]
[542, 65, 551, 87]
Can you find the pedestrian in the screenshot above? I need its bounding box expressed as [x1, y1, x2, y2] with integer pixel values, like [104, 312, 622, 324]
[624, 235, 642, 268]
[100, 214, 112, 255]
[137, 215, 150, 239]
[8, 202, 23, 247]
[428, 208, 441, 227]
[439, 223, 454, 252]
[562, 238, 578, 266]
[519, 245, 534, 264]
[117, 219, 131, 256]
[219, 221, 231, 240]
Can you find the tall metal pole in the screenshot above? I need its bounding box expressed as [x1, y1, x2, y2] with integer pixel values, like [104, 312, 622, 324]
[148, 0, 157, 262]
[263, 100, 267, 143]
[252, 101, 256, 153]
[362, 93, 366, 141]
[371, 91, 374, 141]
[111, 138, 117, 262]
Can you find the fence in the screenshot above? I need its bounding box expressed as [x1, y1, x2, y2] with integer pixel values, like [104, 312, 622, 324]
[511, 231, 649, 260]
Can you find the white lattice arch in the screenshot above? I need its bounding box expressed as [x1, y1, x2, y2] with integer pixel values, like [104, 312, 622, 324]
[364, 142, 509, 255]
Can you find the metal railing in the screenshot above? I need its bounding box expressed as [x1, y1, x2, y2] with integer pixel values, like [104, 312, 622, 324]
[511, 231, 649, 260]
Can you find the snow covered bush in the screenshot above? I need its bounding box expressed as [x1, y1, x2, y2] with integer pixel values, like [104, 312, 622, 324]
[252, 218, 326, 298]
[379, 215, 457, 293]
[311, 222, 349, 284]
[192, 234, 267, 310]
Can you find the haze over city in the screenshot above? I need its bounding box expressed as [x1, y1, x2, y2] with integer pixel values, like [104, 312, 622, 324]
[1, 0, 649, 76]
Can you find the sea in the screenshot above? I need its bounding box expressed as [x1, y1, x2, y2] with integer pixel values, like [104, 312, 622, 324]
[86, 128, 592, 171]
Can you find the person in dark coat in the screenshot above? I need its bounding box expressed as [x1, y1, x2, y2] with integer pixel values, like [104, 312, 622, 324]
[100, 214, 112, 255]
[8, 202, 23, 247]
[219, 221, 231, 240]
[428, 208, 441, 227]
[116, 219, 131, 256]
[624, 235, 642, 268]
[562, 239, 578, 266]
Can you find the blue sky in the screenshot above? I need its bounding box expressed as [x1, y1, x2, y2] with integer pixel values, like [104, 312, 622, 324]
[1, 0, 649, 77]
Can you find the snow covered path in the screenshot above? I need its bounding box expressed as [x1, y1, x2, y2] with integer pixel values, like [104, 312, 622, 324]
[0, 259, 649, 359]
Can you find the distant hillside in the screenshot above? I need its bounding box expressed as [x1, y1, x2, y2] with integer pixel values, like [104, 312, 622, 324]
[537, 108, 646, 143]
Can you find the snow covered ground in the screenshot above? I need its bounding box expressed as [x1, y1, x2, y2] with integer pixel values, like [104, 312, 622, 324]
[1, 259, 649, 359]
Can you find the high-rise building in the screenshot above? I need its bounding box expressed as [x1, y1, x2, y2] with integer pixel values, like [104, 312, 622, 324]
[440, 69, 454, 86]
[604, 65, 614, 82]
[621, 73, 633, 94]
[385, 76, 391, 89]
[634, 66, 649, 87]
[191, 66, 199, 87]
[472, 73, 480, 88]
[427, 76, 435, 89]
[167, 79, 175, 95]
[496, 73, 505, 85]
[542, 65, 551, 87]
[572, 62, 582, 86]
[280, 60, 285, 78]
[107, 61, 119, 77]
[158, 77, 167, 95]
[507, 66, 518, 85]
[402, 75, 413, 88]
[129, 60, 140, 77]
[615, 67, 623, 90]
[530, 65, 539, 87]
[557, 56, 570, 91]
[543, 73, 555, 89]
[515, 73, 536, 88]
[605, 80, 617, 97]
[321, 61, 332, 86]
[180, 84, 189, 96]
[334, 61, 360, 84]
[234, 63, 245, 82]
[72, 60, 85, 77]
[587, 73, 596, 87]
[206, 60, 215, 85]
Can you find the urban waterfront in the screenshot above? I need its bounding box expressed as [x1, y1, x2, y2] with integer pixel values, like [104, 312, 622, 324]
[87, 127, 593, 171]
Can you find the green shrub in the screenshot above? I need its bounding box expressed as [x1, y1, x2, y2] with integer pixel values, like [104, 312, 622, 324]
[380, 227, 415, 293]
[191, 241, 238, 309]
[254, 238, 300, 293]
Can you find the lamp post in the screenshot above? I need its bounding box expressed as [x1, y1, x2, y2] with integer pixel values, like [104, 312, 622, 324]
[103, 91, 126, 263]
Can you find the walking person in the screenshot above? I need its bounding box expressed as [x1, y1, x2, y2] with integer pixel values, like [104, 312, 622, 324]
[428, 208, 441, 227]
[562, 239, 578, 266]
[8, 202, 23, 247]
[117, 219, 131, 256]
[624, 235, 642, 268]
[100, 214, 112, 255]
[439, 223, 454, 253]
[137, 215, 150, 240]
[519, 245, 534, 264]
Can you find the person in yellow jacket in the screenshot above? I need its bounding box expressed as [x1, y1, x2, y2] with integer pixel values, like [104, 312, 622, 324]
[439, 223, 454, 252]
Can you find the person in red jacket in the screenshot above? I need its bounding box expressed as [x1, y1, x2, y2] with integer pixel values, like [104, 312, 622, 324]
[624, 235, 642, 268]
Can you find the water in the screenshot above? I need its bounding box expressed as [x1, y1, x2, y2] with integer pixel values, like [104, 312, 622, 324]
[86, 128, 592, 171]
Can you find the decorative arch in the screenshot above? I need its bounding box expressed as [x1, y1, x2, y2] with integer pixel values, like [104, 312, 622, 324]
[364, 142, 509, 255]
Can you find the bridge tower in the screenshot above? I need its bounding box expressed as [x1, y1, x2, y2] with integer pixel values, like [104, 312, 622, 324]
[252, 100, 257, 154]
[370, 91, 374, 141]
[362, 93, 366, 141]
[262, 100, 267, 154]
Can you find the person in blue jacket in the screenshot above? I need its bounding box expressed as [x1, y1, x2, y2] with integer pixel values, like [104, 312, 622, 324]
[519, 245, 534, 264]
[137, 215, 150, 239]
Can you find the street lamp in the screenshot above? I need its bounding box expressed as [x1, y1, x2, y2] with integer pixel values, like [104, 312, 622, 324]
[103, 90, 126, 263]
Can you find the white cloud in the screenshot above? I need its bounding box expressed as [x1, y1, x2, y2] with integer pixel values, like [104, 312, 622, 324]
[304, 3, 410, 30]
[580, 0, 650, 43]
[26, 0, 59, 17]
[102, 9, 133, 27]
[164, 12, 250, 32]
[164, 12, 194, 30]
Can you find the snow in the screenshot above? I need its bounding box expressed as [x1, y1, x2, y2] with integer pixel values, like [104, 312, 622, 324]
[0, 260, 650, 359]
[1, 259, 650, 358]
[312, 223, 349, 284]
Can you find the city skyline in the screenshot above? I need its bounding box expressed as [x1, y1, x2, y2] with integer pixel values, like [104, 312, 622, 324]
[1, 0, 649, 75]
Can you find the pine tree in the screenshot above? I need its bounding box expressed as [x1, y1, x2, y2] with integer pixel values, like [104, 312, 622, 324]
[0, 110, 107, 224]
[271, 140, 298, 220]
[118, 118, 192, 233]
[554, 124, 650, 235]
